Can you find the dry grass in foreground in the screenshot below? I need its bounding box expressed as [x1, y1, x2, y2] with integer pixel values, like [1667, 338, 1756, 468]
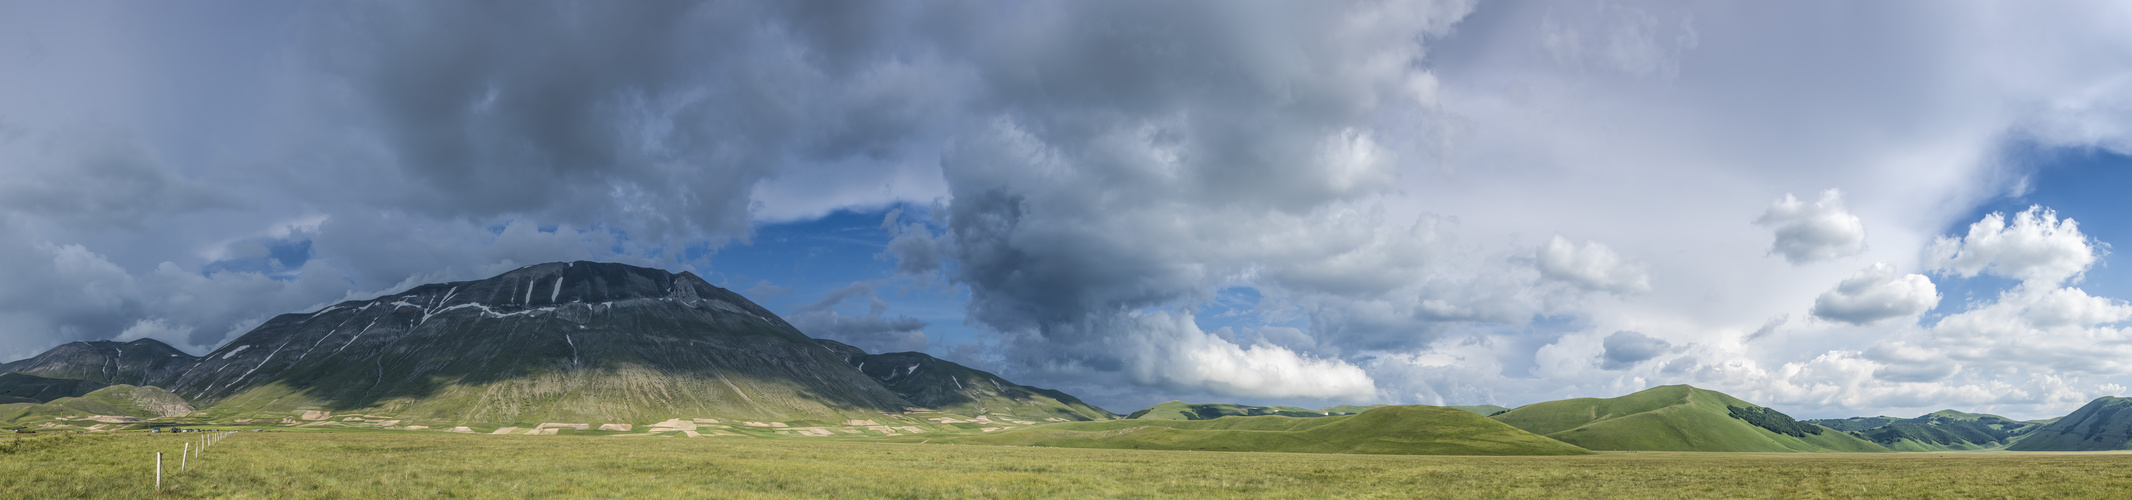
[5, 431, 2132, 498]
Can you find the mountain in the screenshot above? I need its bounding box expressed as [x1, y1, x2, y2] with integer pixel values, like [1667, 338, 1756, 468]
[1807, 410, 2044, 451]
[1126, 401, 1329, 420]
[163, 261, 916, 426]
[1804, 416, 1901, 432]
[1488, 385, 1887, 452]
[1, 384, 194, 428]
[0, 372, 110, 404]
[955, 405, 1592, 456]
[815, 339, 1113, 421]
[2007, 397, 2132, 451]
[47, 385, 195, 419]
[0, 338, 198, 387]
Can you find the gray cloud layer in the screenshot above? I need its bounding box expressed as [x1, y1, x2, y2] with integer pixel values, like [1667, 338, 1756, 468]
[9, 0, 2132, 417]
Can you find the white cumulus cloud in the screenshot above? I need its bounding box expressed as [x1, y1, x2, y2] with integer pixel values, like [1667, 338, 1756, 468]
[1926, 206, 2097, 285]
[1122, 312, 1378, 401]
[1756, 189, 1868, 265]
[1810, 263, 1939, 325]
[1535, 236, 1650, 293]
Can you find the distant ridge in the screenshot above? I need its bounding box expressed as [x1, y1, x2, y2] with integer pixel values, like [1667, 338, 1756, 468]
[955, 405, 1592, 456]
[2007, 397, 2132, 451]
[1489, 385, 1887, 452]
[0, 338, 197, 388]
[815, 339, 1113, 421]
[1808, 410, 2045, 451]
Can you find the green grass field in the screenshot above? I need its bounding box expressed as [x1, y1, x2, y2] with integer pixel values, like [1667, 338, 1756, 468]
[6, 431, 2132, 498]
[956, 405, 1590, 456]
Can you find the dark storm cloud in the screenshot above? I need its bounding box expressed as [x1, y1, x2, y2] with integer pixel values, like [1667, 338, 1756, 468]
[310, 0, 952, 239]
[0, 130, 239, 229]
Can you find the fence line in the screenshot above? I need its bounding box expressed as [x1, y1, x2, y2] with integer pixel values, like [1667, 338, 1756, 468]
[157, 430, 238, 493]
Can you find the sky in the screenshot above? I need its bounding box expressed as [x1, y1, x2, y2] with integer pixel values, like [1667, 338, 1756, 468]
[4, 0, 2132, 420]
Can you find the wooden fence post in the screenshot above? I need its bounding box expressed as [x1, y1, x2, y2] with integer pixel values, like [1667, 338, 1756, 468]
[155, 452, 162, 492]
[182, 443, 189, 472]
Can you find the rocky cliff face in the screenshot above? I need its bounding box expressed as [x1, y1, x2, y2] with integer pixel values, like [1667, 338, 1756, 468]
[0, 339, 197, 388]
[169, 261, 912, 424]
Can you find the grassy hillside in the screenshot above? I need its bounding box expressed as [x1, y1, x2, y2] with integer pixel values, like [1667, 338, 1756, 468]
[1807, 416, 1901, 432]
[1451, 405, 1511, 416]
[2, 384, 197, 425]
[957, 405, 1591, 456]
[1490, 385, 1887, 452]
[1125, 401, 1326, 420]
[1838, 410, 2043, 451]
[2008, 396, 2132, 451]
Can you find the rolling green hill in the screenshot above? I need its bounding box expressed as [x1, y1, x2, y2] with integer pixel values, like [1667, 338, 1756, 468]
[1804, 416, 1901, 432]
[954, 405, 1591, 455]
[1489, 385, 1887, 452]
[0, 384, 194, 427]
[1126, 401, 1327, 420]
[1317, 404, 1384, 415]
[2007, 396, 2132, 451]
[48, 385, 195, 419]
[1812, 410, 2044, 451]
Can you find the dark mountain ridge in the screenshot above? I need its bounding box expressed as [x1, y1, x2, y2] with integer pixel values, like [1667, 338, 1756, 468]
[0, 338, 197, 388]
[816, 339, 1112, 421]
[165, 261, 909, 424]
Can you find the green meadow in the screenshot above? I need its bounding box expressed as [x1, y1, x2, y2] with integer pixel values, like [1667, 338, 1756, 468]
[7, 431, 2132, 499]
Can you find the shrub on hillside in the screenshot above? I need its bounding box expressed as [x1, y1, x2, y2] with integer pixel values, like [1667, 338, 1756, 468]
[1726, 405, 1824, 438]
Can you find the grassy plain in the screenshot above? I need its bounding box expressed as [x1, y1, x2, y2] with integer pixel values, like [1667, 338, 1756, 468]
[6, 431, 2132, 499]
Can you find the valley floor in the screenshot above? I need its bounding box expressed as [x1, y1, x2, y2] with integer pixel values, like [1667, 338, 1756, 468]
[5, 431, 2132, 498]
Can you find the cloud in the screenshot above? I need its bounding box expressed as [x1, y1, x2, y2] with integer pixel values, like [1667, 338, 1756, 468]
[1755, 189, 1867, 265]
[1810, 263, 1939, 325]
[1925, 206, 2098, 285]
[1115, 312, 1377, 401]
[1599, 330, 1671, 370]
[784, 282, 929, 354]
[1535, 236, 1650, 293]
[8, 0, 2132, 418]
[1743, 314, 1788, 342]
[0, 129, 239, 229]
[113, 318, 203, 354]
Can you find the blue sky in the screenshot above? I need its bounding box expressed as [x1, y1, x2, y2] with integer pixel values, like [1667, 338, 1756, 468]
[5, 0, 2132, 418]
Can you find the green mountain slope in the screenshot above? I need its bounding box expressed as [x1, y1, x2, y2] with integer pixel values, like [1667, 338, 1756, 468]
[1318, 404, 1384, 415]
[2007, 397, 2132, 451]
[0, 384, 194, 429]
[1489, 385, 1887, 452]
[1126, 401, 1326, 420]
[955, 405, 1591, 456]
[0, 372, 110, 404]
[1450, 405, 1511, 416]
[816, 339, 1113, 421]
[45, 385, 195, 419]
[1804, 416, 1901, 432]
[1824, 410, 2044, 451]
